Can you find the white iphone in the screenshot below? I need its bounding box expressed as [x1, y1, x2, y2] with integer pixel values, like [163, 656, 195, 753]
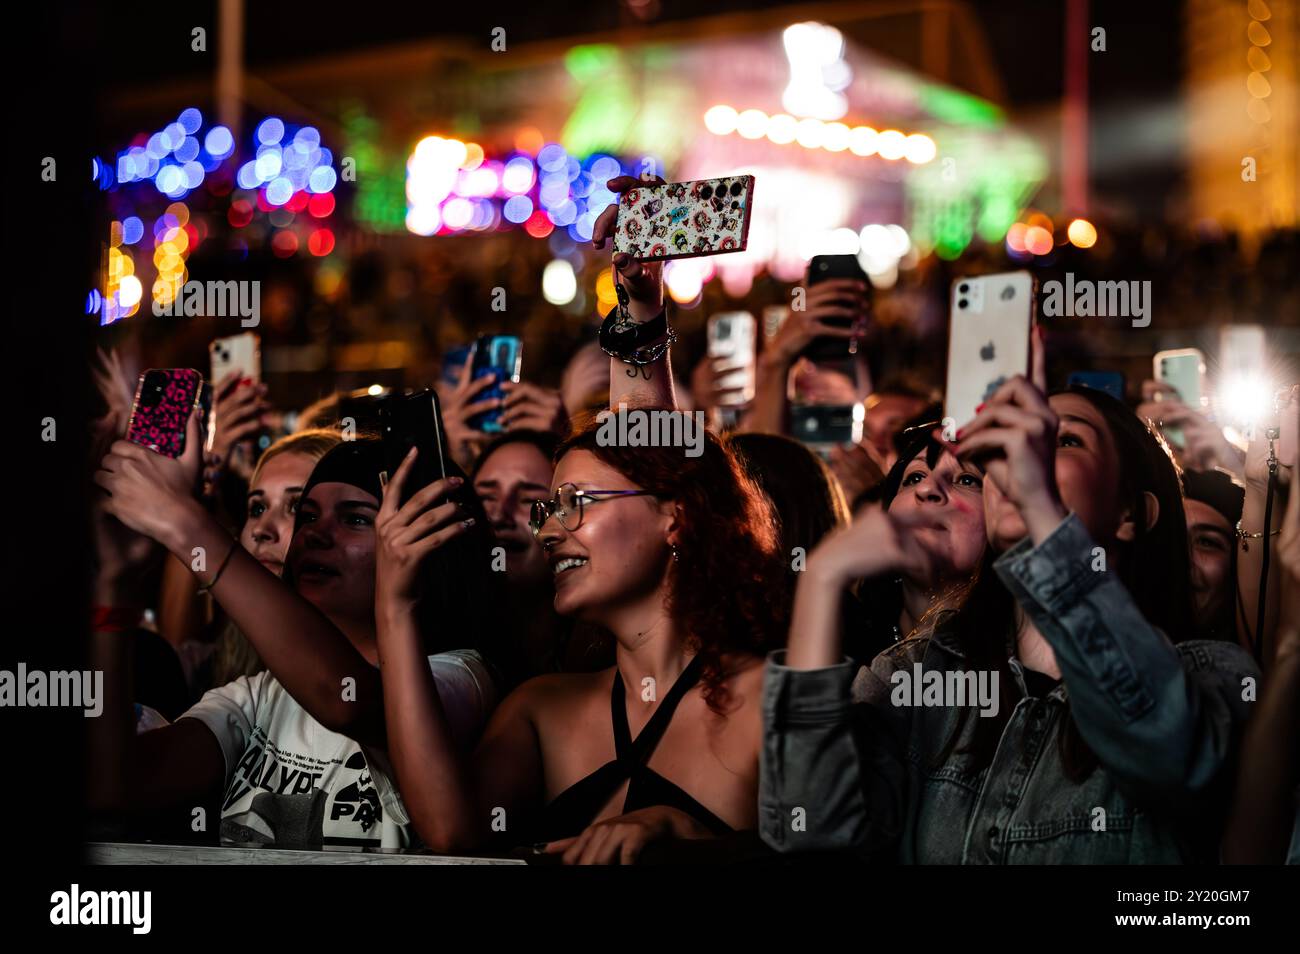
[943, 271, 1035, 439]
[209, 332, 262, 387]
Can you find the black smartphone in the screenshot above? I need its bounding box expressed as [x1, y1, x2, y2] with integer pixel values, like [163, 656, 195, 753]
[378, 389, 452, 505]
[804, 254, 870, 360]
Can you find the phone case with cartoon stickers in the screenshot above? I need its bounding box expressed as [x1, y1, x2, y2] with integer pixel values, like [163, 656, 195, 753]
[613, 175, 755, 262]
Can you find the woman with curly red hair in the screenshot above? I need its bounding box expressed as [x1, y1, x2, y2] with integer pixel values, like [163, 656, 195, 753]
[373, 408, 789, 863]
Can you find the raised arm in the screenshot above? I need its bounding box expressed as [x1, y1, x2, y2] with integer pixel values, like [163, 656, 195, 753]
[86, 498, 226, 815]
[1224, 413, 1300, 863]
[95, 411, 385, 742]
[592, 175, 675, 411]
[761, 505, 937, 855]
[1235, 389, 1297, 659]
[374, 450, 541, 851]
[954, 365, 1258, 804]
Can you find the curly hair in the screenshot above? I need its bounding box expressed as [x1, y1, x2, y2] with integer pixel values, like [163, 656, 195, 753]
[555, 410, 789, 712]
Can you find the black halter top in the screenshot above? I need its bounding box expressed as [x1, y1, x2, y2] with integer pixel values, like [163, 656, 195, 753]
[536, 654, 734, 842]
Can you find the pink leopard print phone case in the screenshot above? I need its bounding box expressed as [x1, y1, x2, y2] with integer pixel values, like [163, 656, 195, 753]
[613, 175, 755, 262]
[125, 368, 204, 459]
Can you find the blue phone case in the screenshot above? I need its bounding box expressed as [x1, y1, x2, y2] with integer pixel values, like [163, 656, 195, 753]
[469, 336, 522, 433]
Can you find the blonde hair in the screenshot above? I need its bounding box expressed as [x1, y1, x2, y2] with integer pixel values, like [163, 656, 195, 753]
[211, 428, 343, 687]
[249, 428, 342, 487]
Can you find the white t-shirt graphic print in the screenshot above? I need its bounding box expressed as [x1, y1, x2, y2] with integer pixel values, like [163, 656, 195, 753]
[177, 650, 494, 850]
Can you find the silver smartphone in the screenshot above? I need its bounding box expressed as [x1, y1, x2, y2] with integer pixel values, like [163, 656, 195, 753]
[943, 271, 1035, 439]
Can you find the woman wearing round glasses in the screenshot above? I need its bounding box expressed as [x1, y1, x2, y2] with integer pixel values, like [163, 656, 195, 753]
[373, 410, 789, 863]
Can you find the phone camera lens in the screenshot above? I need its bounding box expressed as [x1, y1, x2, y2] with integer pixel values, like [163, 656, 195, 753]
[730, 182, 743, 196]
[958, 298, 969, 309]
[700, 185, 713, 199]
[959, 283, 970, 294]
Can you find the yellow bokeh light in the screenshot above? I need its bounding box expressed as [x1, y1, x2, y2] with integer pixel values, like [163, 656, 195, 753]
[595, 269, 617, 311]
[1067, 218, 1097, 248]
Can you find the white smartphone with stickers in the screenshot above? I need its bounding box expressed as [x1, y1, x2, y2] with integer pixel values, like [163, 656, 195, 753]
[942, 271, 1035, 439]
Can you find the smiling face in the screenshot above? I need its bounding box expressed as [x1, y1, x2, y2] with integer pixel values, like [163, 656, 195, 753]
[240, 452, 316, 576]
[1185, 497, 1234, 619]
[534, 449, 672, 626]
[286, 482, 379, 622]
[473, 441, 553, 588]
[888, 448, 986, 583]
[983, 392, 1128, 552]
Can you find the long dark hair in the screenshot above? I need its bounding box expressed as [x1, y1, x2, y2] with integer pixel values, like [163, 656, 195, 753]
[727, 432, 849, 559]
[935, 386, 1194, 780]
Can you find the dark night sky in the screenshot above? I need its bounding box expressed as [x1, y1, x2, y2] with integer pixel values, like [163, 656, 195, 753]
[98, 0, 1184, 110]
[93, 0, 1188, 214]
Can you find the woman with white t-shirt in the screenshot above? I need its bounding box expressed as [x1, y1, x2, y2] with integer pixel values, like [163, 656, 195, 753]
[90, 429, 498, 850]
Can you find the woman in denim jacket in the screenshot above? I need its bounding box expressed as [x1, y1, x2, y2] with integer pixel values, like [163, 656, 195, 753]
[760, 337, 1259, 863]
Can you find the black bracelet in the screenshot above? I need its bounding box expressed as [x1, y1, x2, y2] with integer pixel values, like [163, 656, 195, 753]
[197, 538, 237, 594]
[598, 292, 674, 365]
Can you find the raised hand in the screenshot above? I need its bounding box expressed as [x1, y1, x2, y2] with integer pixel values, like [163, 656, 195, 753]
[690, 355, 750, 413]
[210, 371, 271, 478]
[437, 356, 497, 471]
[767, 279, 866, 368]
[500, 380, 568, 436]
[375, 447, 476, 614]
[94, 409, 205, 550]
[806, 504, 944, 590]
[946, 327, 1065, 540]
[592, 174, 666, 325]
[1136, 378, 1243, 476]
[1274, 406, 1300, 665]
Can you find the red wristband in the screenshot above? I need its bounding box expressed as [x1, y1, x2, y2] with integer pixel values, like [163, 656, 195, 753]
[91, 605, 143, 633]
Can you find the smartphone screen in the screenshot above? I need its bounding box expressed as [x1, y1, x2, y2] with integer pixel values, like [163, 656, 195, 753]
[943, 271, 1035, 438]
[469, 335, 522, 433]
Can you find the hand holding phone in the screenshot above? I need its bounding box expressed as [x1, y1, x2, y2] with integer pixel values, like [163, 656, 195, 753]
[378, 390, 455, 506]
[706, 312, 756, 406]
[125, 369, 205, 459]
[592, 175, 667, 325]
[374, 455, 476, 611]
